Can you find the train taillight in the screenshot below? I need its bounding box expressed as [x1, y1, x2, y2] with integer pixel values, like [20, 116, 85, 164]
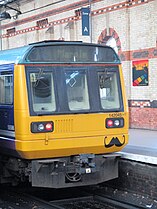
[106, 119, 113, 127]
[45, 123, 53, 131]
[31, 121, 54, 133]
[106, 118, 124, 128]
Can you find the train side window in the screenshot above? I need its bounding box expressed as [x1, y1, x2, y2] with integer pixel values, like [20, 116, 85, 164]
[98, 71, 120, 110]
[0, 73, 13, 104]
[30, 71, 56, 112]
[65, 71, 90, 111]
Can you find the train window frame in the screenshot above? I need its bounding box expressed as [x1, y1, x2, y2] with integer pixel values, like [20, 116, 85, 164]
[64, 68, 90, 111]
[0, 71, 13, 105]
[97, 67, 123, 112]
[26, 65, 123, 116]
[26, 66, 57, 115]
[25, 44, 120, 64]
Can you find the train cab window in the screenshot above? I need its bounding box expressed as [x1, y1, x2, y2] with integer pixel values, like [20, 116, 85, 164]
[0, 73, 13, 104]
[98, 71, 120, 110]
[65, 70, 90, 111]
[29, 71, 56, 113]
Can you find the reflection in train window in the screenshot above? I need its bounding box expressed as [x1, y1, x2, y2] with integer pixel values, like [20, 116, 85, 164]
[98, 71, 120, 110]
[30, 71, 56, 112]
[0, 73, 13, 104]
[65, 71, 90, 111]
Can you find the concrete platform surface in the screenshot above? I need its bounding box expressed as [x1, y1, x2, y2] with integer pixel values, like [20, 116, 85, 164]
[119, 129, 157, 165]
[128, 129, 157, 148]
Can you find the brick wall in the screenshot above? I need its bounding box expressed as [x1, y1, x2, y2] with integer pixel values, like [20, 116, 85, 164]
[0, 0, 157, 129]
[129, 107, 157, 130]
[129, 98, 157, 130]
[105, 159, 157, 199]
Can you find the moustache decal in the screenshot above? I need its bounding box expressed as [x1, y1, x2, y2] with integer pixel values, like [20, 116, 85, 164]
[105, 136, 125, 148]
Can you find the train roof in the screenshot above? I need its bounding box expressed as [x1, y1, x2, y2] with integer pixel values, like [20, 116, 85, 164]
[0, 41, 121, 65]
[0, 45, 29, 65]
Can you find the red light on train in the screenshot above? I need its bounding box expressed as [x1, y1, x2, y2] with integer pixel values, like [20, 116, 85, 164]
[106, 118, 124, 128]
[31, 121, 54, 133]
[107, 120, 114, 127]
[45, 123, 53, 131]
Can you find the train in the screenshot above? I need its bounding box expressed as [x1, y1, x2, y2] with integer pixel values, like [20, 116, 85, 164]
[0, 41, 128, 188]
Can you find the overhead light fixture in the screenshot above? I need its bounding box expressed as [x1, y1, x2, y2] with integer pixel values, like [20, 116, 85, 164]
[0, 11, 11, 19]
[6, 5, 21, 19]
[6, 5, 21, 15]
[0, 4, 21, 20]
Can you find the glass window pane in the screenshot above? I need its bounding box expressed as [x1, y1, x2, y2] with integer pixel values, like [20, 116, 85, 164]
[0, 74, 13, 104]
[65, 71, 90, 110]
[26, 45, 119, 63]
[98, 71, 120, 109]
[30, 71, 56, 112]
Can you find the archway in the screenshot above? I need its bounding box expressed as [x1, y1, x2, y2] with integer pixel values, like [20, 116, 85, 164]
[98, 28, 121, 55]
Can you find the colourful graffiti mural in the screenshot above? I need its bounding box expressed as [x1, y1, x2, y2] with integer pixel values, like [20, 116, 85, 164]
[132, 60, 148, 86]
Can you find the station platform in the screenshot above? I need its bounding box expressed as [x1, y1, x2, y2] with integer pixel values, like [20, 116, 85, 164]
[119, 129, 157, 165]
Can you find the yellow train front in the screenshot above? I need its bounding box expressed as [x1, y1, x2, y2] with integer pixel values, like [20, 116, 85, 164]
[0, 41, 128, 188]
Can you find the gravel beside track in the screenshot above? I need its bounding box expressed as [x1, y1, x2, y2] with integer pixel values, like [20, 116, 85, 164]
[1, 184, 156, 209]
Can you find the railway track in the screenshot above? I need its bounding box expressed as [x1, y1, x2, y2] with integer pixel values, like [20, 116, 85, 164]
[49, 194, 144, 209]
[0, 185, 156, 209]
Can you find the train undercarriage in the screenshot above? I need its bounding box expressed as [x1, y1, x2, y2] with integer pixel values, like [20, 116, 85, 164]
[0, 153, 121, 188]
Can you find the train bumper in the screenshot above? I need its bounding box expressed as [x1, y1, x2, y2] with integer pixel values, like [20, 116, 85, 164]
[31, 153, 121, 188]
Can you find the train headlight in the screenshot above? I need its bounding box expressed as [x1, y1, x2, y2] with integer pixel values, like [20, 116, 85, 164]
[106, 118, 124, 128]
[31, 121, 54, 133]
[38, 124, 44, 131]
[114, 120, 120, 126]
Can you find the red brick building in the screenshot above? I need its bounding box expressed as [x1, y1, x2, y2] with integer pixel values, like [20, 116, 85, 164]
[0, 0, 156, 130]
